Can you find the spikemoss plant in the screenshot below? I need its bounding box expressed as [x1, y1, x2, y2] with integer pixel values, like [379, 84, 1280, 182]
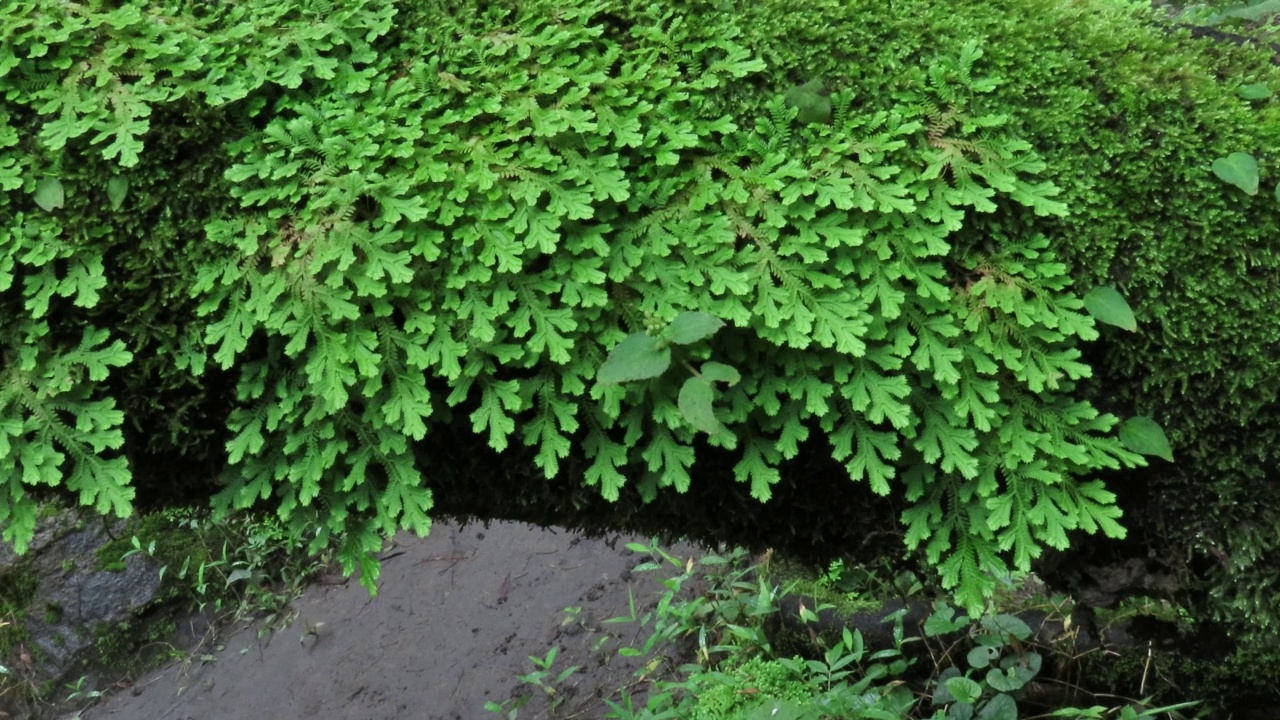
[2, 0, 1279, 630]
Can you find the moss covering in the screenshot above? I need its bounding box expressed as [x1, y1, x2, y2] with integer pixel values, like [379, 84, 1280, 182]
[90, 615, 181, 676]
[0, 563, 38, 656]
[689, 656, 815, 720]
[94, 510, 212, 607]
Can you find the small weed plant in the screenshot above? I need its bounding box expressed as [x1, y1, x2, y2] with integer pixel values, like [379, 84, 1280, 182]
[491, 542, 1204, 720]
[108, 509, 335, 651]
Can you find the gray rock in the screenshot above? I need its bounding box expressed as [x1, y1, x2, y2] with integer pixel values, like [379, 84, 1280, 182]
[1, 510, 165, 712]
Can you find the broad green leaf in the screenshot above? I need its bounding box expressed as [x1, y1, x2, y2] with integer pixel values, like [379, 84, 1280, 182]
[1015, 652, 1043, 682]
[678, 377, 724, 435]
[977, 691, 1018, 717]
[945, 676, 982, 705]
[932, 668, 963, 705]
[981, 613, 1032, 641]
[663, 312, 724, 345]
[1212, 152, 1259, 195]
[107, 177, 129, 210]
[597, 334, 671, 384]
[700, 361, 740, 386]
[986, 667, 1026, 692]
[1118, 415, 1174, 462]
[35, 177, 64, 211]
[967, 646, 999, 669]
[1240, 83, 1272, 100]
[1082, 286, 1136, 331]
[976, 693, 1017, 720]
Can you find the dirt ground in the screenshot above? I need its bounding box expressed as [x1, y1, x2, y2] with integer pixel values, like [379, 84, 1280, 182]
[76, 521, 701, 720]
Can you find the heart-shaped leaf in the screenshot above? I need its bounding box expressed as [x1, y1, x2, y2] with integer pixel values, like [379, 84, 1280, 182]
[1212, 152, 1259, 195]
[34, 177, 64, 211]
[1083, 286, 1137, 331]
[932, 667, 963, 705]
[597, 334, 670, 384]
[981, 613, 1032, 641]
[967, 646, 999, 669]
[1010, 652, 1043, 683]
[663, 312, 724, 345]
[945, 676, 982, 705]
[986, 666, 1027, 693]
[678, 377, 725, 435]
[976, 693, 1017, 720]
[1119, 415, 1174, 462]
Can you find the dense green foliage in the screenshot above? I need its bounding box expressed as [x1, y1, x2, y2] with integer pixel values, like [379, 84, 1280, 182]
[2, 0, 1279, 631]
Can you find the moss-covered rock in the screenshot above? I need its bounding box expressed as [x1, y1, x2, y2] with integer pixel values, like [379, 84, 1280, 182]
[0, 508, 189, 718]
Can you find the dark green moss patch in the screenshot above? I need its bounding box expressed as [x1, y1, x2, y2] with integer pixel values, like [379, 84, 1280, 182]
[0, 564, 39, 654]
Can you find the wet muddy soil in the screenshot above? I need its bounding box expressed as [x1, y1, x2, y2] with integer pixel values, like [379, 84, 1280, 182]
[77, 521, 698, 720]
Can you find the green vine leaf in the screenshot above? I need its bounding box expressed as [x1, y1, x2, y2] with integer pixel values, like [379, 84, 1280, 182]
[976, 693, 1017, 720]
[1082, 286, 1137, 331]
[700, 361, 740, 386]
[35, 177, 64, 211]
[945, 676, 982, 705]
[986, 666, 1027, 693]
[678, 377, 725, 435]
[1212, 152, 1259, 195]
[981, 613, 1032, 641]
[967, 646, 999, 669]
[1118, 415, 1174, 462]
[597, 333, 671, 384]
[662, 312, 725, 345]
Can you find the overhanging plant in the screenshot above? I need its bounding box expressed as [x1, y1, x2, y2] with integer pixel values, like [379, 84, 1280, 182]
[0, 0, 1186, 614]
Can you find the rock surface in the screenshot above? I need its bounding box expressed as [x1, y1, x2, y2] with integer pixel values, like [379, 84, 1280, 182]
[1, 512, 165, 717]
